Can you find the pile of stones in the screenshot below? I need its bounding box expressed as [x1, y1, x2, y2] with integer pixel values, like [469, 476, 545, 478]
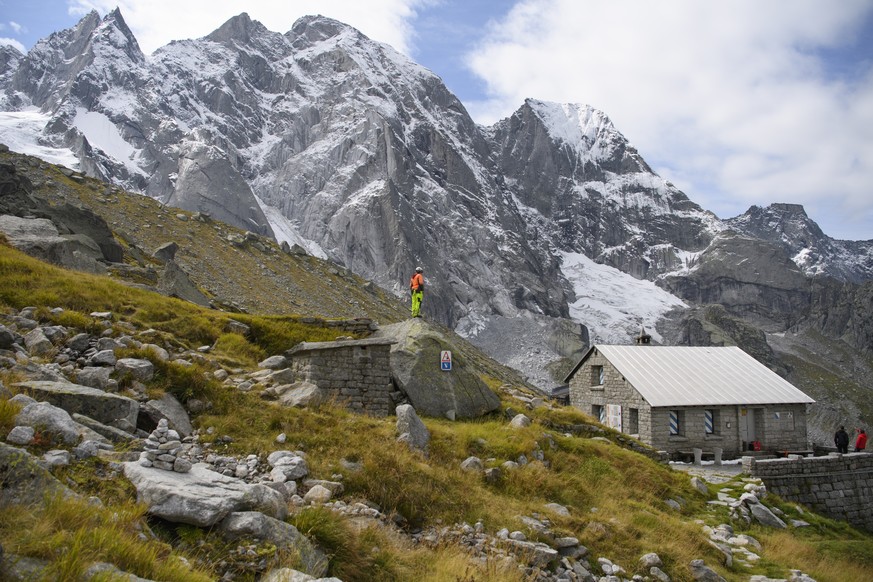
[139, 419, 192, 473]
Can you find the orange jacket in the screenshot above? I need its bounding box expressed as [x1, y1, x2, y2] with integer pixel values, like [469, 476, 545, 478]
[410, 272, 424, 292]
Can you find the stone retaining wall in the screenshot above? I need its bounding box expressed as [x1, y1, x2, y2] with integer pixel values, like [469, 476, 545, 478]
[285, 338, 395, 416]
[744, 452, 873, 532]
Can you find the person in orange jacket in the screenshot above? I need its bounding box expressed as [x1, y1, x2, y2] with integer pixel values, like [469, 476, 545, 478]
[409, 266, 424, 318]
[855, 428, 867, 452]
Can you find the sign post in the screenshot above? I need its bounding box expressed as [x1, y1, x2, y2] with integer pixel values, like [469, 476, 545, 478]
[440, 350, 452, 371]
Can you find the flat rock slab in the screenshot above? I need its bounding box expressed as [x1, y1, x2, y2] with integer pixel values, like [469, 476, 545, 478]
[123, 462, 287, 527]
[15, 380, 139, 428]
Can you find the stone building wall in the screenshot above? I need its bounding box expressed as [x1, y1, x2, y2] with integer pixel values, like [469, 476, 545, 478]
[568, 350, 652, 442]
[286, 338, 395, 416]
[745, 453, 873, 533]
[649, 406, 741, 456]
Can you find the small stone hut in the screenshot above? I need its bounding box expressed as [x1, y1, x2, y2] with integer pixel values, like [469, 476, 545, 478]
[284, 337, 396, 416]
[564, 345, 814, 457]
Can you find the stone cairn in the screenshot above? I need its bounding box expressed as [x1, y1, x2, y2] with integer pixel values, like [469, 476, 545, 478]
[139, 418, 192, 473]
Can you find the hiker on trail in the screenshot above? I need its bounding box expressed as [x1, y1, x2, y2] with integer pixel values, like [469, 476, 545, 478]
[834, 425, 850, 454]
[409, 266, 424, 318]
[855, 428, 867, 452]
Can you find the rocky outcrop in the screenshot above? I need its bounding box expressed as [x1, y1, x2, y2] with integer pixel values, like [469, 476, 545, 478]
[12, 396, 108, 445]
[0, 215, 107, 274]
[661, 231, 811, 331]
[0, 443, 77, 506]
[156, 259, 211, 307]
[165, 133, 274, 237]
[218, 512, 328, 577]
[123, 461, 288, 527]
[15, 380, 139, 429]
[727, 203, 873, 283]
[377, 319, 500, 419]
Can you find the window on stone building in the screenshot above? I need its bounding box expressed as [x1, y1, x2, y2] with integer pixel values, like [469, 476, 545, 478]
[592, 404, 605, 424]
[628, 408, 639, 434]
[591, 365, 604, 386]
[669, 410, 684, 436]
[705, 409, 720, 434]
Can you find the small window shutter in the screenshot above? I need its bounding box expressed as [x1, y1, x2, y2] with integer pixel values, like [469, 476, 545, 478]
[669, 410, 679, 435]
[704, 409, 714, 434]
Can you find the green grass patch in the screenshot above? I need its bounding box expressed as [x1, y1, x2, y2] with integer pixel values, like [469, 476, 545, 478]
[0, 396, 22, 438]
[213, 332, 267, 367]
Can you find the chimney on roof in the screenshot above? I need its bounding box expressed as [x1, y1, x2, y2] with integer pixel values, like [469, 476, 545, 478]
[636, 325, 652, 345]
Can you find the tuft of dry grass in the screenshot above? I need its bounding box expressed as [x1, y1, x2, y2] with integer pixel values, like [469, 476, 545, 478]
[0, 495, 211, 582]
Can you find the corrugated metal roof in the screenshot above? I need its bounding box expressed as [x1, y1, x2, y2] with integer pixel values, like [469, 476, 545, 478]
[592, 345, 815, 407]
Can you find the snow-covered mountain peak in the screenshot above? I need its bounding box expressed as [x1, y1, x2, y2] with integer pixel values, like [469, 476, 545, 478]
[524, 98, 648, 170]
[288, 15, 363, 46]
[527, 99, 611, 147]
[725, 203, 872, 282]
[206, 12, 274, 48]
[94, 8, 145, 63]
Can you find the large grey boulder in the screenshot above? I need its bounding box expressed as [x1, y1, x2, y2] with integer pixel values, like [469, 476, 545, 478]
[264, 381, 326, 409]
[139, 393, 194, 437]
[395, 404, 430, 454]
[689, 559, 726, 582]
[375, 320, 500, 419]
[0, 215, 106, 274]
[23, 328, 53, 356]
[0, 443, 77, 506]
[259, 355, 288, 370]
[74, 366, 114, 390]
[39, 201, 124, 263]
[218, 512, 328, 577]
[123, 462, 287, 527]
[72, 413, 138, 443]
[0, 324, 17, 349]
[115, 358, 155, 382]
[269, 453, 310, 483]
[14, 401, 106, 444]
[749, 502, 787, 529]
[152, 241, 179, 263]
[157, 260, 210, 307]
[14, 380, 138, 428]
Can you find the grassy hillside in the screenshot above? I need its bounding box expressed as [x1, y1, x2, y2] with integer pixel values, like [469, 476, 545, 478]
[2, 148, 873, 581]
[3, 149, 409, 321]
[2, 240, 873, 581]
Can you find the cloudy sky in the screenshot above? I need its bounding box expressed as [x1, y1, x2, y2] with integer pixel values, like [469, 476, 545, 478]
[2, 0, 872, 241]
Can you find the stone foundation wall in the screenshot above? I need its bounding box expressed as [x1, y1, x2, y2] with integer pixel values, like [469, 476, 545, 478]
[287, 338, 395, 416]
[745, 453, 873, 532]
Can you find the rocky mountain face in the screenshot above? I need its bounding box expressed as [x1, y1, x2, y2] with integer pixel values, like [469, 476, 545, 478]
[0, 10, 871, 431]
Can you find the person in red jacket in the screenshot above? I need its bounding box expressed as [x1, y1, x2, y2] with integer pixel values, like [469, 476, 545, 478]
[409, 266, 424, 318]
[855, 428, 867, 452]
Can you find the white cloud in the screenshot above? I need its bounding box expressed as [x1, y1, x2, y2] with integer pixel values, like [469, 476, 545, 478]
[66, 0, 427, 56]
[464, 0, 873, 240]
[0, 36, 25, 52]
[9, 21, 24, 34]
